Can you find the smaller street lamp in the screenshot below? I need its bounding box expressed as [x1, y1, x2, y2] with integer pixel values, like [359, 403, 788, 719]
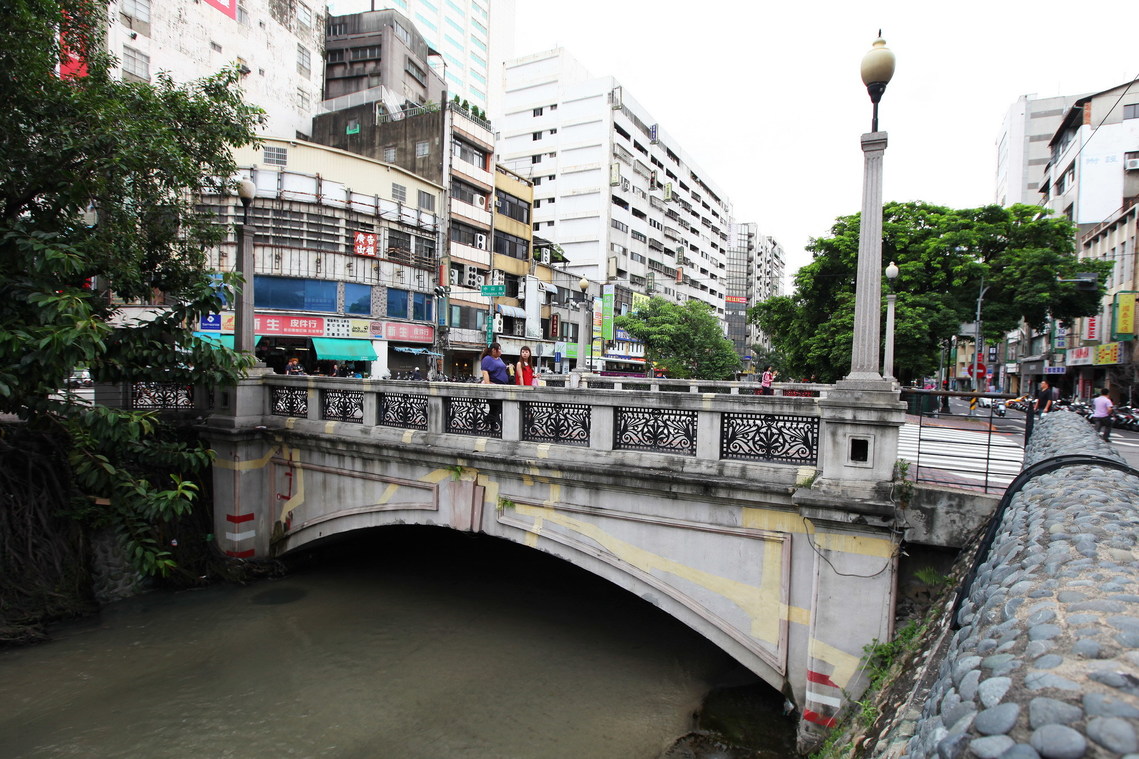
[883, 261, 899, 382]
[576, 277, 591, 372]
[234, 179, 257, 356]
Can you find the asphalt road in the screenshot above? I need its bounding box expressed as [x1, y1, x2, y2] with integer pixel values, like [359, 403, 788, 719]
[941, 397, 1139, 472]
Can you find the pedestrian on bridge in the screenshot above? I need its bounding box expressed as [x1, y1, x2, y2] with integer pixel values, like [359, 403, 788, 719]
[515, 346, 535, 387]
[480, 342, 510, 385]
[1092, 387, 1115, 441]
[761, 366, 777, 395]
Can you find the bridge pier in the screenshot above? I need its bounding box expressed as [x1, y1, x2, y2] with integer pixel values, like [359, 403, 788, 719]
[202, 376, 904, 751]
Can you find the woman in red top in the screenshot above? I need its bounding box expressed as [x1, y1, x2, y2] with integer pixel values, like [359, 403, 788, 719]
[515, 345, 535, 386]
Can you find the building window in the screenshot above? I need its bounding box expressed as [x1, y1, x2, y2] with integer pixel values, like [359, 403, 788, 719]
[121, 0, 150, 22]
[296, 44, 311, 78]
[237, 2, 249, 24]
[383, 145, 397, 162]
[533, 107, 543, 117]
[121, 45, 149, 80]
[297, 87, 309, 112]
[253, 276, 337, 312]
[386, 288, 409, 319]
[345, 283, 372, 315]
[418, 190, 435, 212]
[210, 41, 222, 53]
[394, 21, 411, 46]
[415, 140, 430, 158]
[532, 131, 542, 141]
[494, 231, 528, 260]
[328, 22, 347, 35]
[327, 49, 345, 63]
[405, 59, 427, 85]
[392, 183, 407, 203]
[1124, 103, 1139, 121]
[263, 146, 287, 166]
[495, 191, 530, 223]
[296, 2, 312, 28]
[351, 45, 380, 60]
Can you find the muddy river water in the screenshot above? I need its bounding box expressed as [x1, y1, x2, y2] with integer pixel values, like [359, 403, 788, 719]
[0, 527, 795, 758]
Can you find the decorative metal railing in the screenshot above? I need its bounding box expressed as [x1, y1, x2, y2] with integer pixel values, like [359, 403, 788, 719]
[252, 377, 826, 468]
[130, 382, 195, 410]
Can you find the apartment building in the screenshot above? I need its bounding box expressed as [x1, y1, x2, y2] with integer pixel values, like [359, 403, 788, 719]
[1037, 80, 1139, 398]
[497, 49, 742, 368]
[995, 94, 1085, 207]
[105, 0, 324, 139]
[197, 138, 444, 375]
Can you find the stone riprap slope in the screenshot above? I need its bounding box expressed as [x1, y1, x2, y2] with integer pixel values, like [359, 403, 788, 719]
[905, 411, 1139, 759]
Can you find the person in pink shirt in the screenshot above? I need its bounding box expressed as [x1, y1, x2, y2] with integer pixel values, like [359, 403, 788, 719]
[1091, 387, 1115, 441]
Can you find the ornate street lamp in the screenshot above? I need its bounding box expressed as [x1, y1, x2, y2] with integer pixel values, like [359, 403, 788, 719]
[234, 178, 257, 356]
[883, 261, 899, 382]
[846, 34, 896, 384]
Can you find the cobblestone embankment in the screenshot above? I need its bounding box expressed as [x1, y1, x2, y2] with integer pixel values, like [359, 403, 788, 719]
[895, 411, 1139, 759]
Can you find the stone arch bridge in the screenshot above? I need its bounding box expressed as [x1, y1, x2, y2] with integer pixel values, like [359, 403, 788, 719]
[203, 371, 913, 748]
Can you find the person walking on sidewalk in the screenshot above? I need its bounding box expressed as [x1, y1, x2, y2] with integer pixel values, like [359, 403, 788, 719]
[1092, 387, 1115, 441]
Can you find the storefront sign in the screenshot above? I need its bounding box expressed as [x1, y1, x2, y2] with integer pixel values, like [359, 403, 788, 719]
[1095, 342, 1121, 365]
[1083, 316, 1100, 342]
[353, 231, 377, 257]
[1066, 346, 1094, 366]
[256, 314, 325, 336]
[384, 321, 434, 343]
[1115, 292, 1136, 341]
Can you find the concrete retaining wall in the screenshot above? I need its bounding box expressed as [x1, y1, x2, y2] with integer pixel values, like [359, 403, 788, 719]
[900, 412, 1139, 758]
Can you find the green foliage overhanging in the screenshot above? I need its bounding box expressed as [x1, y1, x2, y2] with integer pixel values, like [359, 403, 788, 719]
[748, 201, 1110, 384]
[615, 297, 740, 379]
[0, 0, 263, 575]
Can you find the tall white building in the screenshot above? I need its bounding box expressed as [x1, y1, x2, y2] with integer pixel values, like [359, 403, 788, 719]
[323, 0, 511, 116]
[105, 0, 324, 139]
[995, 94, 1086, 207]
[498, 48, 736, 319]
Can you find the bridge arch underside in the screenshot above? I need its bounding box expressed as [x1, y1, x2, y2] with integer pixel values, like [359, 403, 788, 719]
[221, 422, 899, 732]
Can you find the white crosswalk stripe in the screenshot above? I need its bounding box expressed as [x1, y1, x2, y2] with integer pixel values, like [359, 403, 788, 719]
[897, 422, 1024, 490]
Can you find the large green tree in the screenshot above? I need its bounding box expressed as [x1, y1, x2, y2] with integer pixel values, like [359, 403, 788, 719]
[749, 202, 1110, 384]
[615, 297, 740, 379]
[1, 0, 262, 575]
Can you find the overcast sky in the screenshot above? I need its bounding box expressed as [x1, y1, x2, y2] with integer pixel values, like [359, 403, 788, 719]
[510, 0, 1139, 289]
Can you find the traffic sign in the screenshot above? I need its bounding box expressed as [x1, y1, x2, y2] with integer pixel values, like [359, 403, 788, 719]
[480, 284, 506, 296]
[965, 362, 986, 378]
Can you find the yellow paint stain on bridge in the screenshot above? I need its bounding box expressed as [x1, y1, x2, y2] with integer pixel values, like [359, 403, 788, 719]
[513, 503, 793, 643]
[742, 508, 895, 558]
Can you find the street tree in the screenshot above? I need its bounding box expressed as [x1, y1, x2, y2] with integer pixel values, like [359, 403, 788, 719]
[616, 297, 740, 379]
[749, 201, 1109, 383]
[0, 0, 263, 580]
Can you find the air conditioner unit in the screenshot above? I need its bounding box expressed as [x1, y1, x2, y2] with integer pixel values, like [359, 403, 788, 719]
[493, 314, 503, 333]
[450, 268, 461, 286]
[475, 233, 487, 249]
[473, 194, 486, 206]
[465, 266, 479, 286]
[491, 269, 505, 286]
[512, 320, 525, 337]
[474, 273, 486, 286]
[540, 248, 551, 264]
[1126, 159, 1139, 171]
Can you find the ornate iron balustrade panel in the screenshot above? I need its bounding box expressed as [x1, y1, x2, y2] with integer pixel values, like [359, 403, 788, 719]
[614, 407, 697, 456]
[589, 380, 615, 389]
[131, 382, 194, 410]
[321, 389, 364, 424]
[621, 382, 651, 391]
[271, 386, 309, 418]
[521, 401, 591, 446]
[445, 397, 502, 438]
[379, 392, 428, 430]
[720, 412, 819, 465]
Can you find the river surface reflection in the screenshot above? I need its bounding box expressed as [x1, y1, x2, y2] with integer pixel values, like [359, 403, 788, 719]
[1, 526, 794, 758]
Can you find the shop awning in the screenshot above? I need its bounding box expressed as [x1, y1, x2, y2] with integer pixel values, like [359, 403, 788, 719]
[393, 346, 443, 356]
[538, 281, 559, 294]
[496, 304, 526, 318]
[311, 337, 378, 361]
[192, 332, 234, 349]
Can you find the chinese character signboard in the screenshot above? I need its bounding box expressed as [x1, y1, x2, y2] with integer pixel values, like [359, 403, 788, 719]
[353, 231, 377, 257]
[1114, 292, 1136, 341]
[1095, 342, 1121, 365]
[725, 295, 747, 310]
[1067, 346, 1094, 366]
[602, 285, 615, 341]
[255, 315, 326, 336]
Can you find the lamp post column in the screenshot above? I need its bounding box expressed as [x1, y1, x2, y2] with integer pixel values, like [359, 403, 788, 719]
[847, 132, 889, 381]
[576, 278, 590, 372]
[234, 179, 257, 356]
